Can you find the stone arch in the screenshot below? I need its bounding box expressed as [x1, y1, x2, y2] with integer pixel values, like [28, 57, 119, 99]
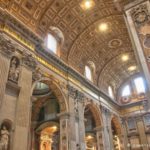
[84, 102, 102, 127]
[32, 77, 68, 113]
[111, 115, 122, 135]
[49, 26, 64, 45]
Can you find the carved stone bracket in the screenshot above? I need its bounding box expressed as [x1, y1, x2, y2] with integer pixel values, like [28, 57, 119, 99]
[22, 53, 37, 70]
[0, 36, 15, 57]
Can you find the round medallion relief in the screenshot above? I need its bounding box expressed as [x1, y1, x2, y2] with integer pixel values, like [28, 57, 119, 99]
[108, 39, 122, 48]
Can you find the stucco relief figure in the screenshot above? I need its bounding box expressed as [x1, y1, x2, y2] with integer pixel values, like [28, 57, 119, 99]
[0, 126, 9, 150]
[8, 57, 20, 83]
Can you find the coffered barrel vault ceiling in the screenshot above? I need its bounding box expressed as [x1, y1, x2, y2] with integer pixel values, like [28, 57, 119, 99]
[0, 0, 139, 95]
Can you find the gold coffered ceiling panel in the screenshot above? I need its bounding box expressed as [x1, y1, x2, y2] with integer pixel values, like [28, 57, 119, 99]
[0, 0, 139, 96]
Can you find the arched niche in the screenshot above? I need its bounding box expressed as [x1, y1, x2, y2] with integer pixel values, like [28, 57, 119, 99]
[31, 77, 68, 150]
[84, 103, 103, 150]
[8, 56, 20, 83]
[32, 77, 68, 113]
[0, 119, 13, 150]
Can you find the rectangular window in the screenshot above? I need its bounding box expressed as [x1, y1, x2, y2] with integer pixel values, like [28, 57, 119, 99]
[47, 34, 57, 54]
[134, 77, 145, 93]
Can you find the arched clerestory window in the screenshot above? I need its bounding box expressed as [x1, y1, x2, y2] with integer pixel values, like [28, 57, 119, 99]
[47, 33, 58, 54]
[108, 86, 114, 98]
[85, 65, 92, 81]
[84, 61, 95, 82]
[46, 27, 64, 57]
[122, 85, 131, 97]
[134, 77, 145, 93]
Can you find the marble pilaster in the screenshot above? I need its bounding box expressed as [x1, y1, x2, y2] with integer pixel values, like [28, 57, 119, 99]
[94, 126, 105, 150]
[12, 54, 36, 150]
[136, 116, 149, 150]
[0, 36, 15, 110]
[101, 106, 112, 150]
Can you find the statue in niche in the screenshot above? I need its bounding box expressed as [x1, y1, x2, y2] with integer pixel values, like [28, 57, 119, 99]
[0, 126, 9, 150]
[8, 57, 20, 83]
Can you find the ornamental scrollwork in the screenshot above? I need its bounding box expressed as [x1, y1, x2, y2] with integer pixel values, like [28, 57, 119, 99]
[131, 4, 149, 27]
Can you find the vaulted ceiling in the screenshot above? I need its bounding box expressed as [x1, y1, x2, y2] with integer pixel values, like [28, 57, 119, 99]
[0, 0, 140, 96]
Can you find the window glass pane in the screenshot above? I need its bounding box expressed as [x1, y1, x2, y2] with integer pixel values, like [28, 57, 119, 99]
[47, 34, 57, 53]
[85, 66, 92, 81]
[108, 86, 114, 98]
[122, 85, 130, 96]
[134, 77, 145, 93]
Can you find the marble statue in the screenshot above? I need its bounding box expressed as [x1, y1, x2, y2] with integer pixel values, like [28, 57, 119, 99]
[8, 57, 20, 83]
[0, 126, 9, 150]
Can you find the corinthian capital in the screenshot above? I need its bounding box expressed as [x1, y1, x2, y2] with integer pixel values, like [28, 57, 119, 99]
[0, 37, 15, 57]
[22, 53, 37, 70]
[32, 68, 43, 81]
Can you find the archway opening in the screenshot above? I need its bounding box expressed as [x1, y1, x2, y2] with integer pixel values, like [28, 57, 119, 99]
[84, 105, 97, 150]
[31, 80, 66, 150]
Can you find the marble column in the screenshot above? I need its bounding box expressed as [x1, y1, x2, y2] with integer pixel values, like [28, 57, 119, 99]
[67, 84, 86, 150]
[120, 118, 130, 150]
[107, 124, 115, 150]
[68, 97, 77, 150]
[95, 126, 105, 150]
[13, 54, 36, 150]
[78, 101, 86, 150]
[101, 106, 112, 150]
[0, 36, 15, 110]
[58, 112, 70, 150]
[136, 116, 149, 150]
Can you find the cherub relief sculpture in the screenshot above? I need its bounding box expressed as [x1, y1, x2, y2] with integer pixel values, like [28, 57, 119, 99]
[8, 57, 20, 83]
[0, 126, 9, 150]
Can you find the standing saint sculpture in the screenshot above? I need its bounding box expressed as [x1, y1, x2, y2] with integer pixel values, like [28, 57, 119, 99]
[8, 57, 20, 83]
[0, 126, 9, 150]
